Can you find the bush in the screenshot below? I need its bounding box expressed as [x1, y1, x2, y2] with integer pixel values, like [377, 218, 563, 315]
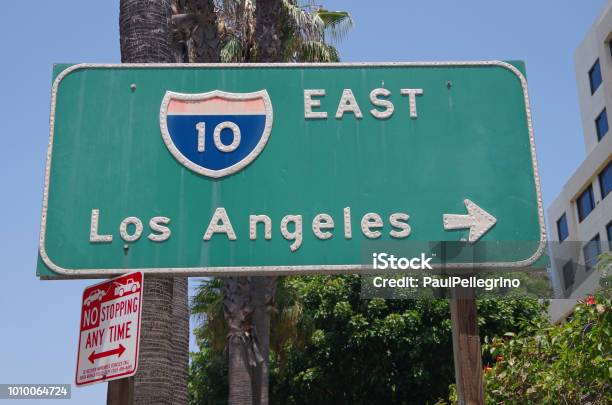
[270, 275, 545, 404]
[481, 294, 611, 404]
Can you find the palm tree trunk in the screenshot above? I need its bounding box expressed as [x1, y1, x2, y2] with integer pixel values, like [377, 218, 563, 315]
[187, 0, 220, 63]
[120, 0, 177, 63]
[254, 0, 283, 62]
[172, 0, 220, 63]
[249, 277, 276, 405]
[119, 1, 189, 404]
[250, 2, 284, 403]
[224, 276, 256, 405]
[170, 278, 190, 404]
[133, 278, 188, 404]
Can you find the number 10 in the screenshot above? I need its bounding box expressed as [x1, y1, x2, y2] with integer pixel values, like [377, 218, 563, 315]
[196, 121, 241, 153]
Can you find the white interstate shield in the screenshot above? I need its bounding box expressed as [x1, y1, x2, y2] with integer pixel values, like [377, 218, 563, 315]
[75, 272, 143, 386]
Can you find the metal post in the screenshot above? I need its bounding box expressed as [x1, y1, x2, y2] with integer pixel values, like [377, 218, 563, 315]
[450, 286, 485, 405]
[106, 377, 133, 405]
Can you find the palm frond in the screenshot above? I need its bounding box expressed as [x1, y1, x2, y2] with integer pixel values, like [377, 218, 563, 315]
[298, 40, 340, 62]
[191, 278, 223, 316]
[316, 9, 353, 43]
[191, 278, 227, 354]
[326, 44, 340, 62]
[220, 37, 243, 62]
[281, 0, 324, 40]
[280, 35, 302, 62]
[216, 0, 255, 50]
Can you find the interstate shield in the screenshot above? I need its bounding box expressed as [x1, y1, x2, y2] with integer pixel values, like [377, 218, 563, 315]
[160, 90, 273, 178]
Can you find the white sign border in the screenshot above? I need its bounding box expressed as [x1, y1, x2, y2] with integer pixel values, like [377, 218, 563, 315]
[39, 61, 547, 278]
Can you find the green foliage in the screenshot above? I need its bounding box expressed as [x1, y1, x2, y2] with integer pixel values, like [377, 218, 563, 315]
[189, 277, 308, 404]
[315, 9, 353, 43]
[278, 1, 349, 62]
[598, 251, 612, 268]
[188, 279, 229, 404]
[598, 251, 612, 290]
[219, 37, 242, 63]
[480, 294, 611, 404]
[215, 0, 349, 62]
[188, 346, 228, 405]
[189, 275, 546, 404]
[191, 278, 226, 354]
[271, 275, 454, 404]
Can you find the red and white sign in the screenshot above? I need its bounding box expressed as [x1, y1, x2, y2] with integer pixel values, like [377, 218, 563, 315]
[75, 272, 143, 386]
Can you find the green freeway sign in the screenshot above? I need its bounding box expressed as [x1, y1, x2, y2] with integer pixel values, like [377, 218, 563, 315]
[38, 62, 545, 278]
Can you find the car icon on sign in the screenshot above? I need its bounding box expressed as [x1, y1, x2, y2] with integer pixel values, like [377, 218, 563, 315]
[114, 279, 141, 297]
[84, 289, 106, 306]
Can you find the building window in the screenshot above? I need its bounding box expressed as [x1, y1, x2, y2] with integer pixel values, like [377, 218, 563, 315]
[556, 214, 569, 242]
[607, 221, 612, 250]
[562, 260, 575, 291]
[583, 234, 601, 270]
[595, 109, 609, 140]
[577, 185, 595, 222]
[589, 59, 602, 94]
[599, 160, 612, 199]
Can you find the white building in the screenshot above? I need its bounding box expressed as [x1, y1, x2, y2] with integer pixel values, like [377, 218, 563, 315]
[548, 2, 612, 322]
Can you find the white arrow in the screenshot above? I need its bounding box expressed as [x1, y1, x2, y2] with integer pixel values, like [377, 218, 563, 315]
[443, 199, 497, 243]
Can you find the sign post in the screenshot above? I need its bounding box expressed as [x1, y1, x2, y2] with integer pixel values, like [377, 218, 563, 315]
[450, 286, 485, 404]
[75, 272, 143, 387]
[106, 377, 133, 405]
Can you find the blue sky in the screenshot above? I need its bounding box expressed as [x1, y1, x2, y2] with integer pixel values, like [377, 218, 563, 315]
[0, 0, 606, 403]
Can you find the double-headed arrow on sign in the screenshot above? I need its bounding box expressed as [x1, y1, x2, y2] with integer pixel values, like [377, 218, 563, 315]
[443, 199, 497, 243]
[88, 344, 126, 364]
